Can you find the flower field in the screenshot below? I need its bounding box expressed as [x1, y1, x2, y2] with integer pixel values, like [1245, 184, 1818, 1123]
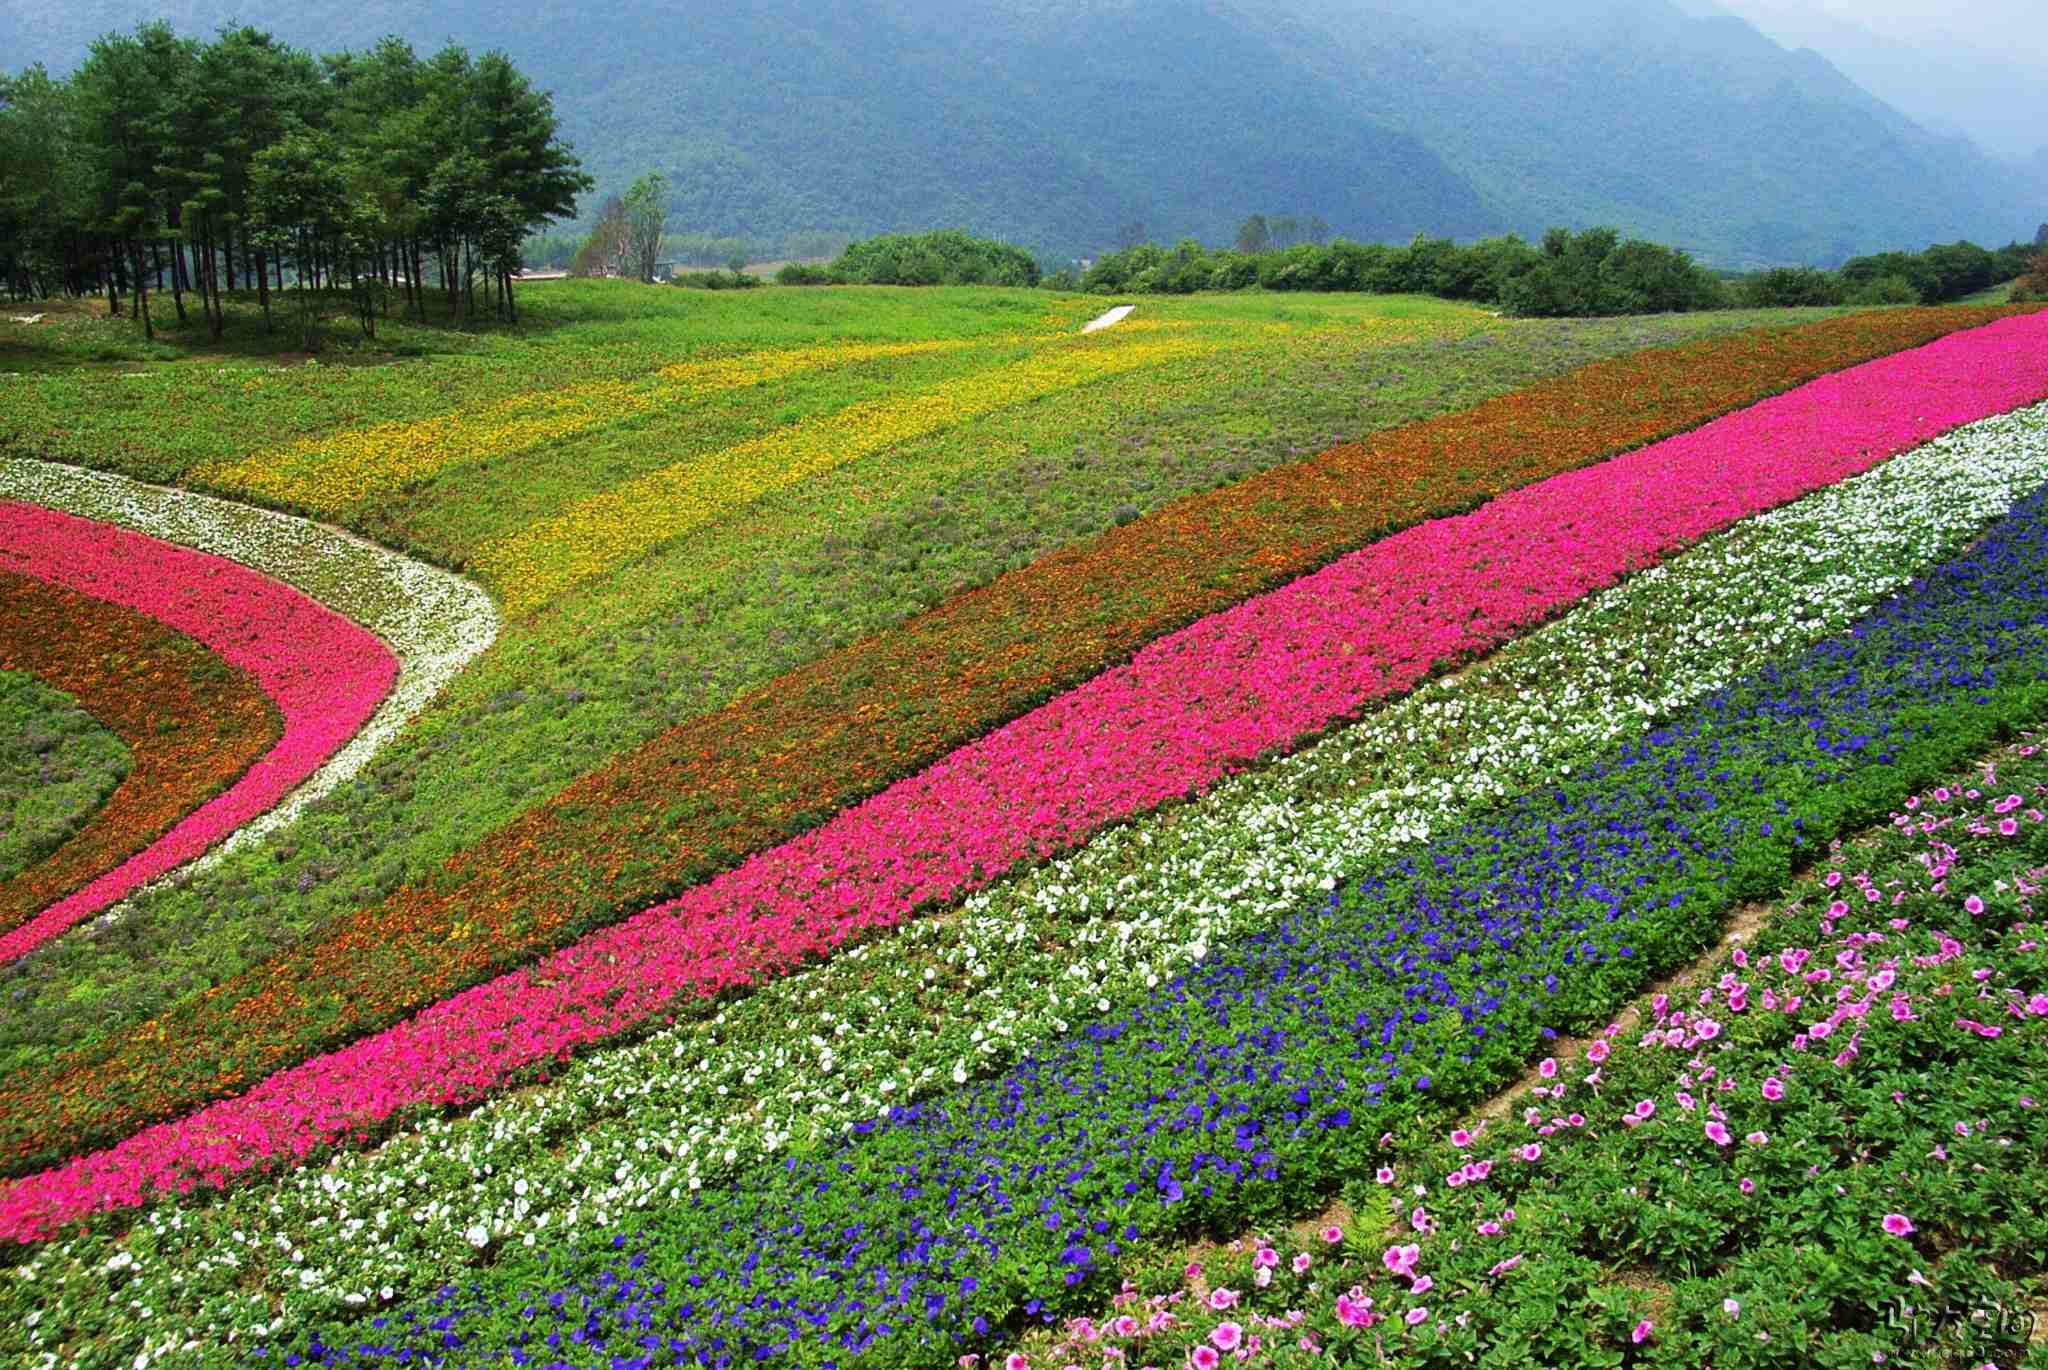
[0, 569, 278, 943]
[0, 284, 2045, 1367]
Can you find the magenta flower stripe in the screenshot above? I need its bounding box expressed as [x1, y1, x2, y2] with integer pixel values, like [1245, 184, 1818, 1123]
[0, 503, 398, 961]
[6, 311, 2048, 1241]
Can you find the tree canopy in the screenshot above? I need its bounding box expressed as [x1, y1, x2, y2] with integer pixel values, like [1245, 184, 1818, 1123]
[0, 23, 591, 339]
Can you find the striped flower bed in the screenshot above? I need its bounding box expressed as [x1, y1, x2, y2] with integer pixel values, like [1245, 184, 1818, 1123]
[0, 503, 397, 961]
[0, 573, 278, 937]
[266, 442, 2048, 1366]
[0, 456, 498, 873]
[8, 407, 2047, 1363]
[997, 745, 2048, 1369]
[0, 308, 2025, 1177]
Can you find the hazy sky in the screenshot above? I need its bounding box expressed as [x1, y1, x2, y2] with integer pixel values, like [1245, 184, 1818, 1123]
[1742, 0, 2046, 59]
[1718, 0, 2048, 160]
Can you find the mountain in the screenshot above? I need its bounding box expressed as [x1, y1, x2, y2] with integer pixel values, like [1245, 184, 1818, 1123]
[2, 0, 2041, 265]
[1714, 0, 2048, 167]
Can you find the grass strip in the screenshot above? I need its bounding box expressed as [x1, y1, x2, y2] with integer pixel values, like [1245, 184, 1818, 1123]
[0, 672, 128, 885]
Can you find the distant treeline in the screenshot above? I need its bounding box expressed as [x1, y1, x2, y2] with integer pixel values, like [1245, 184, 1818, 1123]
[1075, 230, 2042, 315]
[778, 230, 1041, 288]
[778, 227, 2044, 318]
[1742, 240, 2039, 308]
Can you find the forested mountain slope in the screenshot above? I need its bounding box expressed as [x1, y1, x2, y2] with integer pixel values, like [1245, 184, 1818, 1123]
[2, 0, 2038, 263]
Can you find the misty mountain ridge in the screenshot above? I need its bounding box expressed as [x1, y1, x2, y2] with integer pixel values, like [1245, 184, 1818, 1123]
[2, 0, 2040, 266]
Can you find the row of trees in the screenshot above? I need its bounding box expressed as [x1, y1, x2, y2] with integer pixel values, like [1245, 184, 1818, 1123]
[0, 24, 590, 342]
[1072, 228, 2043, 317]
[1743, 240, 2039, 309]
[778, 231, 1043, 287]
[1072, 228, 1725, 316]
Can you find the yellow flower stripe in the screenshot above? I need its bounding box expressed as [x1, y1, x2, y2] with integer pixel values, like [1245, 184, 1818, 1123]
[476, 336, 1210, 615]
[197, 339, 975, 516]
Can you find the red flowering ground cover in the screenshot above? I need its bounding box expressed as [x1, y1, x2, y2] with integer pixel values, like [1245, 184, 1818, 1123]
[0, 503, 398, 964]
[0, 572, 278, 939]
[0, 305, 2020, 1176]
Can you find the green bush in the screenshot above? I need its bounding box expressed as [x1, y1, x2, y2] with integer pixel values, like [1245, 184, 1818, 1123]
[1843, 273, 1920, 306]
[667, 270, 759, 290]
[774, 263, 837, 286]
[1742, 266, 1844, 308]
[828, 230, 1040, 287]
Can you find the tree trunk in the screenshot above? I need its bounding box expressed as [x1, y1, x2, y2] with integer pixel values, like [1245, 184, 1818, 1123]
[169, 242, 188, 324]
[256, 247, 271, 333]
[130, 240, 154, 341]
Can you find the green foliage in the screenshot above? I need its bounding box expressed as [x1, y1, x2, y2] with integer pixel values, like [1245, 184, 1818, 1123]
[3, 0, 2039, 266]
[668, 268, 758, 289]
[0, 671, 129, 885]
[0, 22, 590, 340]
[829, 230, 1041, 287]
[1500, 228, 1726, 318]
[1742, 266, 1845, 309]
[1080, 228, 1731, 318]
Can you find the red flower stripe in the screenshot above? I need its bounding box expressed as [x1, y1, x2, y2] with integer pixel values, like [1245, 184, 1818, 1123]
[0, 503, 398, 961]
[4, 309, 2046, 1239]
[0, 572, 279, 932]
[0, 306, 2017, 1178]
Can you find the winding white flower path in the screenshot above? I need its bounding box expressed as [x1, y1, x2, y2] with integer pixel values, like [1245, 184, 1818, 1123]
[0, 457, 499, 894]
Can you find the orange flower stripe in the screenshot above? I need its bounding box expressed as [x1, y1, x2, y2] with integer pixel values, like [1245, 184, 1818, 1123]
[0, 571, 280, 936]
[0, 305, 2017, 1174]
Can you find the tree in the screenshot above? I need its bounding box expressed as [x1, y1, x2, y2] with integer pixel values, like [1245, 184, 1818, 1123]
[2036, 223, 2048, 250]
[1269, 214, 1302, 249]
[1113, 220, 1145, 252]
[248, 129, 352, 347]
[1233, 213, 1270, 254]
[624, 172, 666, 281]
[0, 24, 590, 333]
[572, 193, 630, 277]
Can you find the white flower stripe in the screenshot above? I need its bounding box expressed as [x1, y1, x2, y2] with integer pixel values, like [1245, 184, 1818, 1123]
[9, 406, 2048, 1360]
[0, 457, 498, 889]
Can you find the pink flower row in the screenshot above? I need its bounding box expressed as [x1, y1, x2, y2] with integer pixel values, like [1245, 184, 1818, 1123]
[8, 311, 2048, 1242]
[0, 502, 398, 961]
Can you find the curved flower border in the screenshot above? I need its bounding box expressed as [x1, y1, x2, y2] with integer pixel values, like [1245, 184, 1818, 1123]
[0, 505, 400, 961]
[0, 457, 499, 889]
[0, 571, 279, 933]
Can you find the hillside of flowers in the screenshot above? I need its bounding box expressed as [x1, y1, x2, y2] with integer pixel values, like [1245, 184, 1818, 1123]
[0, 283, 2044, 1368]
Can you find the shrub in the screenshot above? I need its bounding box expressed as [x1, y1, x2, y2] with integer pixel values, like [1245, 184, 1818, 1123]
[829, 230, 1040, 287]
[668, 270, 759, 290]
[774, 263, 837, 286]
[1742, 266, 1844, 308]
[1844, 273, 1920, 306]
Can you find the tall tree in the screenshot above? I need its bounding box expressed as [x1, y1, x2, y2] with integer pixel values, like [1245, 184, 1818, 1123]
[1234, 213, 1270, 254]
[624, 171, 667, 281]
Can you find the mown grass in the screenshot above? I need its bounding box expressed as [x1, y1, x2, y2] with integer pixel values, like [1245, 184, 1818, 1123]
[0, 283, 1844, 1078]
